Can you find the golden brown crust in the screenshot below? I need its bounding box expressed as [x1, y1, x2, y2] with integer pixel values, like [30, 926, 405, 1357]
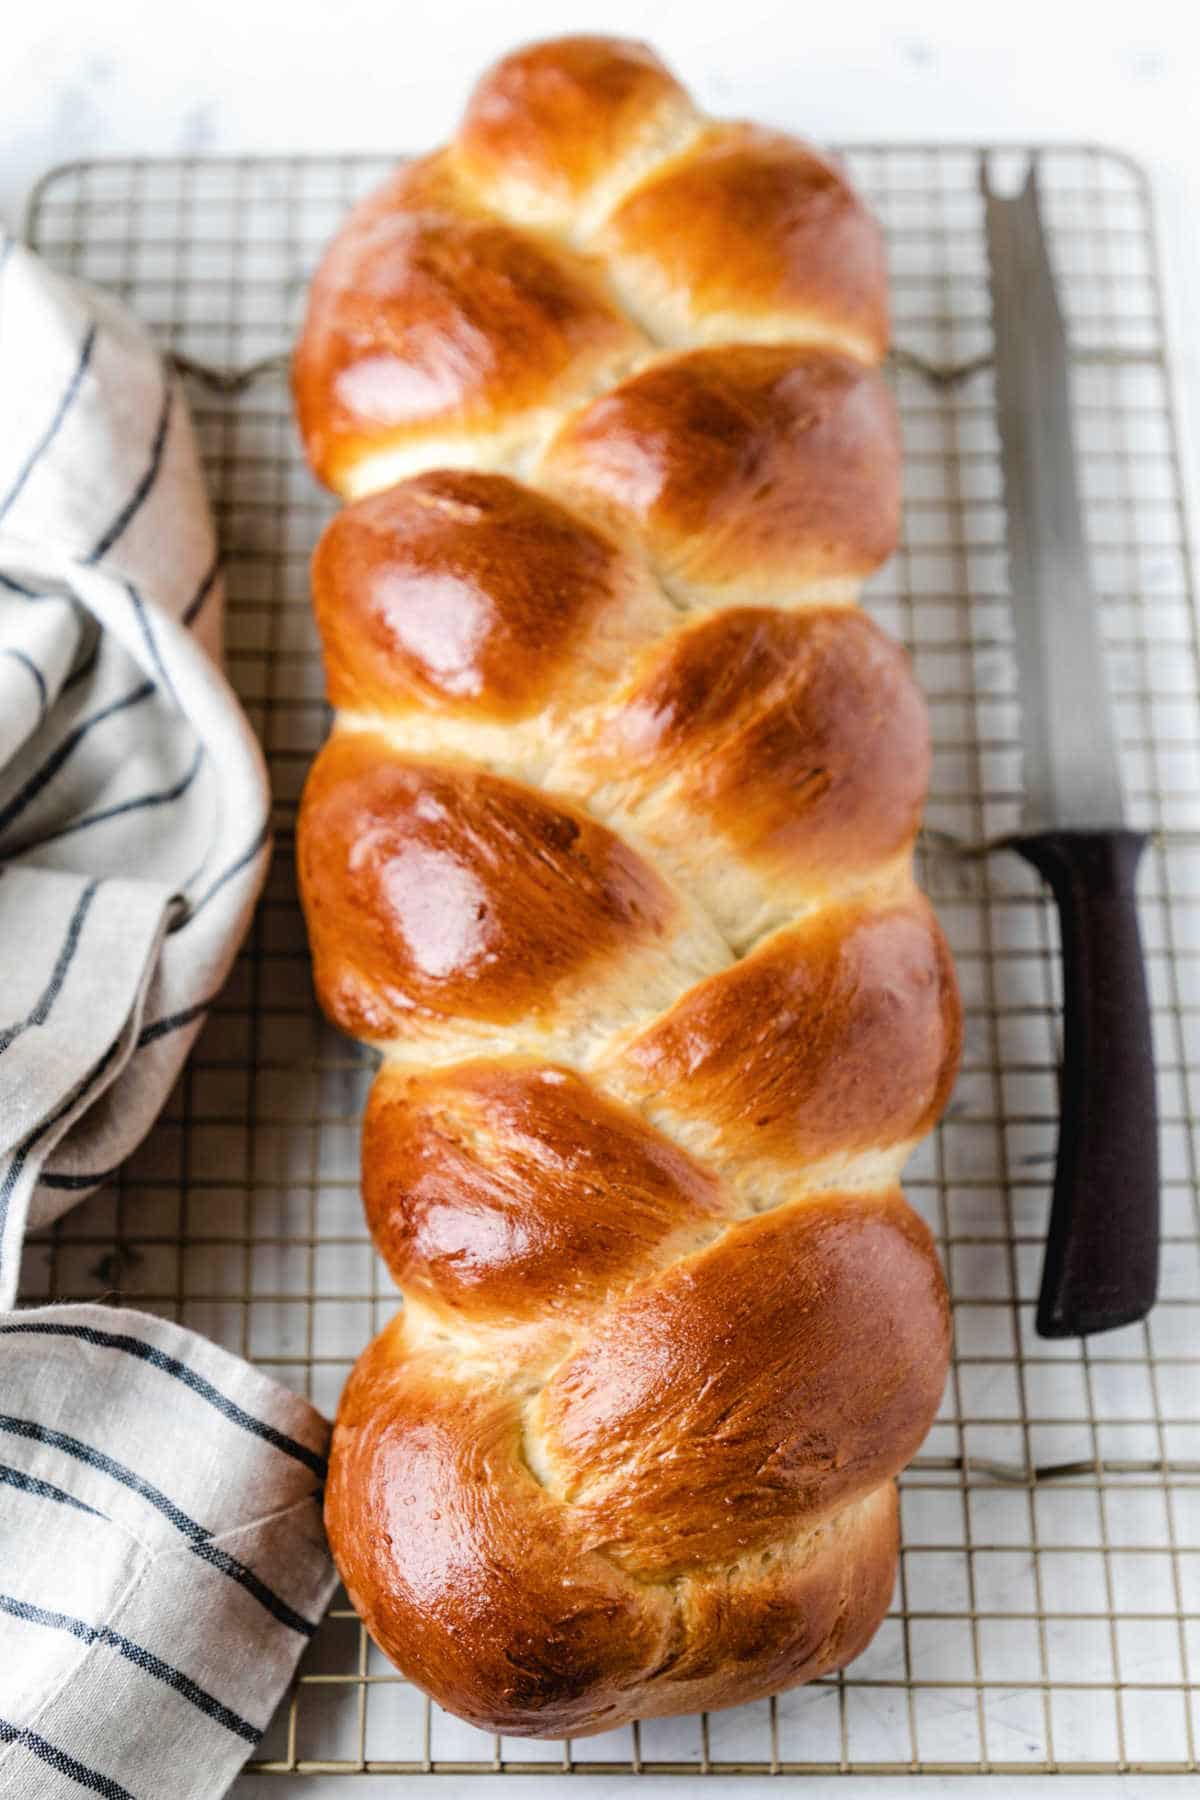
[654, 1480, 899, 1716]
[297, 733, 677, 1043]
[326, 1316, 905, 1735]
[293, 186, 644, 496]
[454, 36, 697, 226]
[613, 898, 961, 1178]
[541, 345, 901, 603]
[363, 1059, 727, 1322]
[602, 122, 889, 361]
[325, 1325, 677, 1738]
[537, 1191, 948, 1579]
[311, 469, 665, 722]
[565, 605, 929, 892]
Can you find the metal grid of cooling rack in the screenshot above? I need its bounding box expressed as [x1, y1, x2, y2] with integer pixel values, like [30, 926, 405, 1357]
[20, 144, 1200, 1777]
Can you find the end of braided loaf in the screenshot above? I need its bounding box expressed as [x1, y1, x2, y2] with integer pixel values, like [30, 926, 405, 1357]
[294, 34, 961, 1738]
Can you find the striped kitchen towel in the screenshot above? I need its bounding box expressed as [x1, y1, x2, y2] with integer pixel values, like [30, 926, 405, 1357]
[0, 229, 271, 1308]
[0, 1304, 335, 1798]
[0, 235, 327, 1793]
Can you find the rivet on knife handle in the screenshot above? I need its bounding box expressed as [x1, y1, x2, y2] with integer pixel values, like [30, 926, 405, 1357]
[982, 157, 1160, 1336]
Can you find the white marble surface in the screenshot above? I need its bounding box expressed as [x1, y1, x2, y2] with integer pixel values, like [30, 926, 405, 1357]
[7, 5, 1199, 1796]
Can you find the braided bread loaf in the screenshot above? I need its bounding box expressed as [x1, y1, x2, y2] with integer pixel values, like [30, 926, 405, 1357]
[294, 35, 961, 1739]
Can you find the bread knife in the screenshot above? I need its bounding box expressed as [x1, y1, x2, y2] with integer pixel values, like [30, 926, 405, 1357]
[981, 159, 1159, 1338]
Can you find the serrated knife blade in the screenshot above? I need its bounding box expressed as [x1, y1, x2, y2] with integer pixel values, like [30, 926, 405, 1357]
[984, 164, 1125, 832]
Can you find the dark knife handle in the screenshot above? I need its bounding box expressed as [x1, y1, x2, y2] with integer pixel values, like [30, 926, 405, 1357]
[1010, 829, 1159, 1338]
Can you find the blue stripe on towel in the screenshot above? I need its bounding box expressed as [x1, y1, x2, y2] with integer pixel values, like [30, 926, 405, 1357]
[31, 742, 205, 847]
[0, 1322, 326, 1478]
[135, 996, 212, 1046]
[0, 323, 98, 526]
[0, 1034, 125, 1283]
[0, 681, 154, 838]
[178, 818, 270, 925]
[182, 550, 220, 626]
[0, 1595, 262, 1744]
[0, 1460, 107, 1520]
[123, 580, 178, 706]
[0, 1416, 317, 1638]
[1, 646, 49, 719]
[0, 1719, 136, 1800]
[31, 1166, 121, 1192]
[0, 880, 99, 1057]
[83, 379, 174, 566]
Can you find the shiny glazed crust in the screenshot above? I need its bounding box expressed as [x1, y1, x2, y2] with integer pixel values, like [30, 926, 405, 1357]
[294, 34, 961, 1739]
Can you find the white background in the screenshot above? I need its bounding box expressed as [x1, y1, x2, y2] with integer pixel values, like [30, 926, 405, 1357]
[5, 4, 1199, 1796]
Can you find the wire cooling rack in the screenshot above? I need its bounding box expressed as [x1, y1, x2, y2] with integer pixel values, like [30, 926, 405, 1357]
[21, 144, 1200, 1778]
